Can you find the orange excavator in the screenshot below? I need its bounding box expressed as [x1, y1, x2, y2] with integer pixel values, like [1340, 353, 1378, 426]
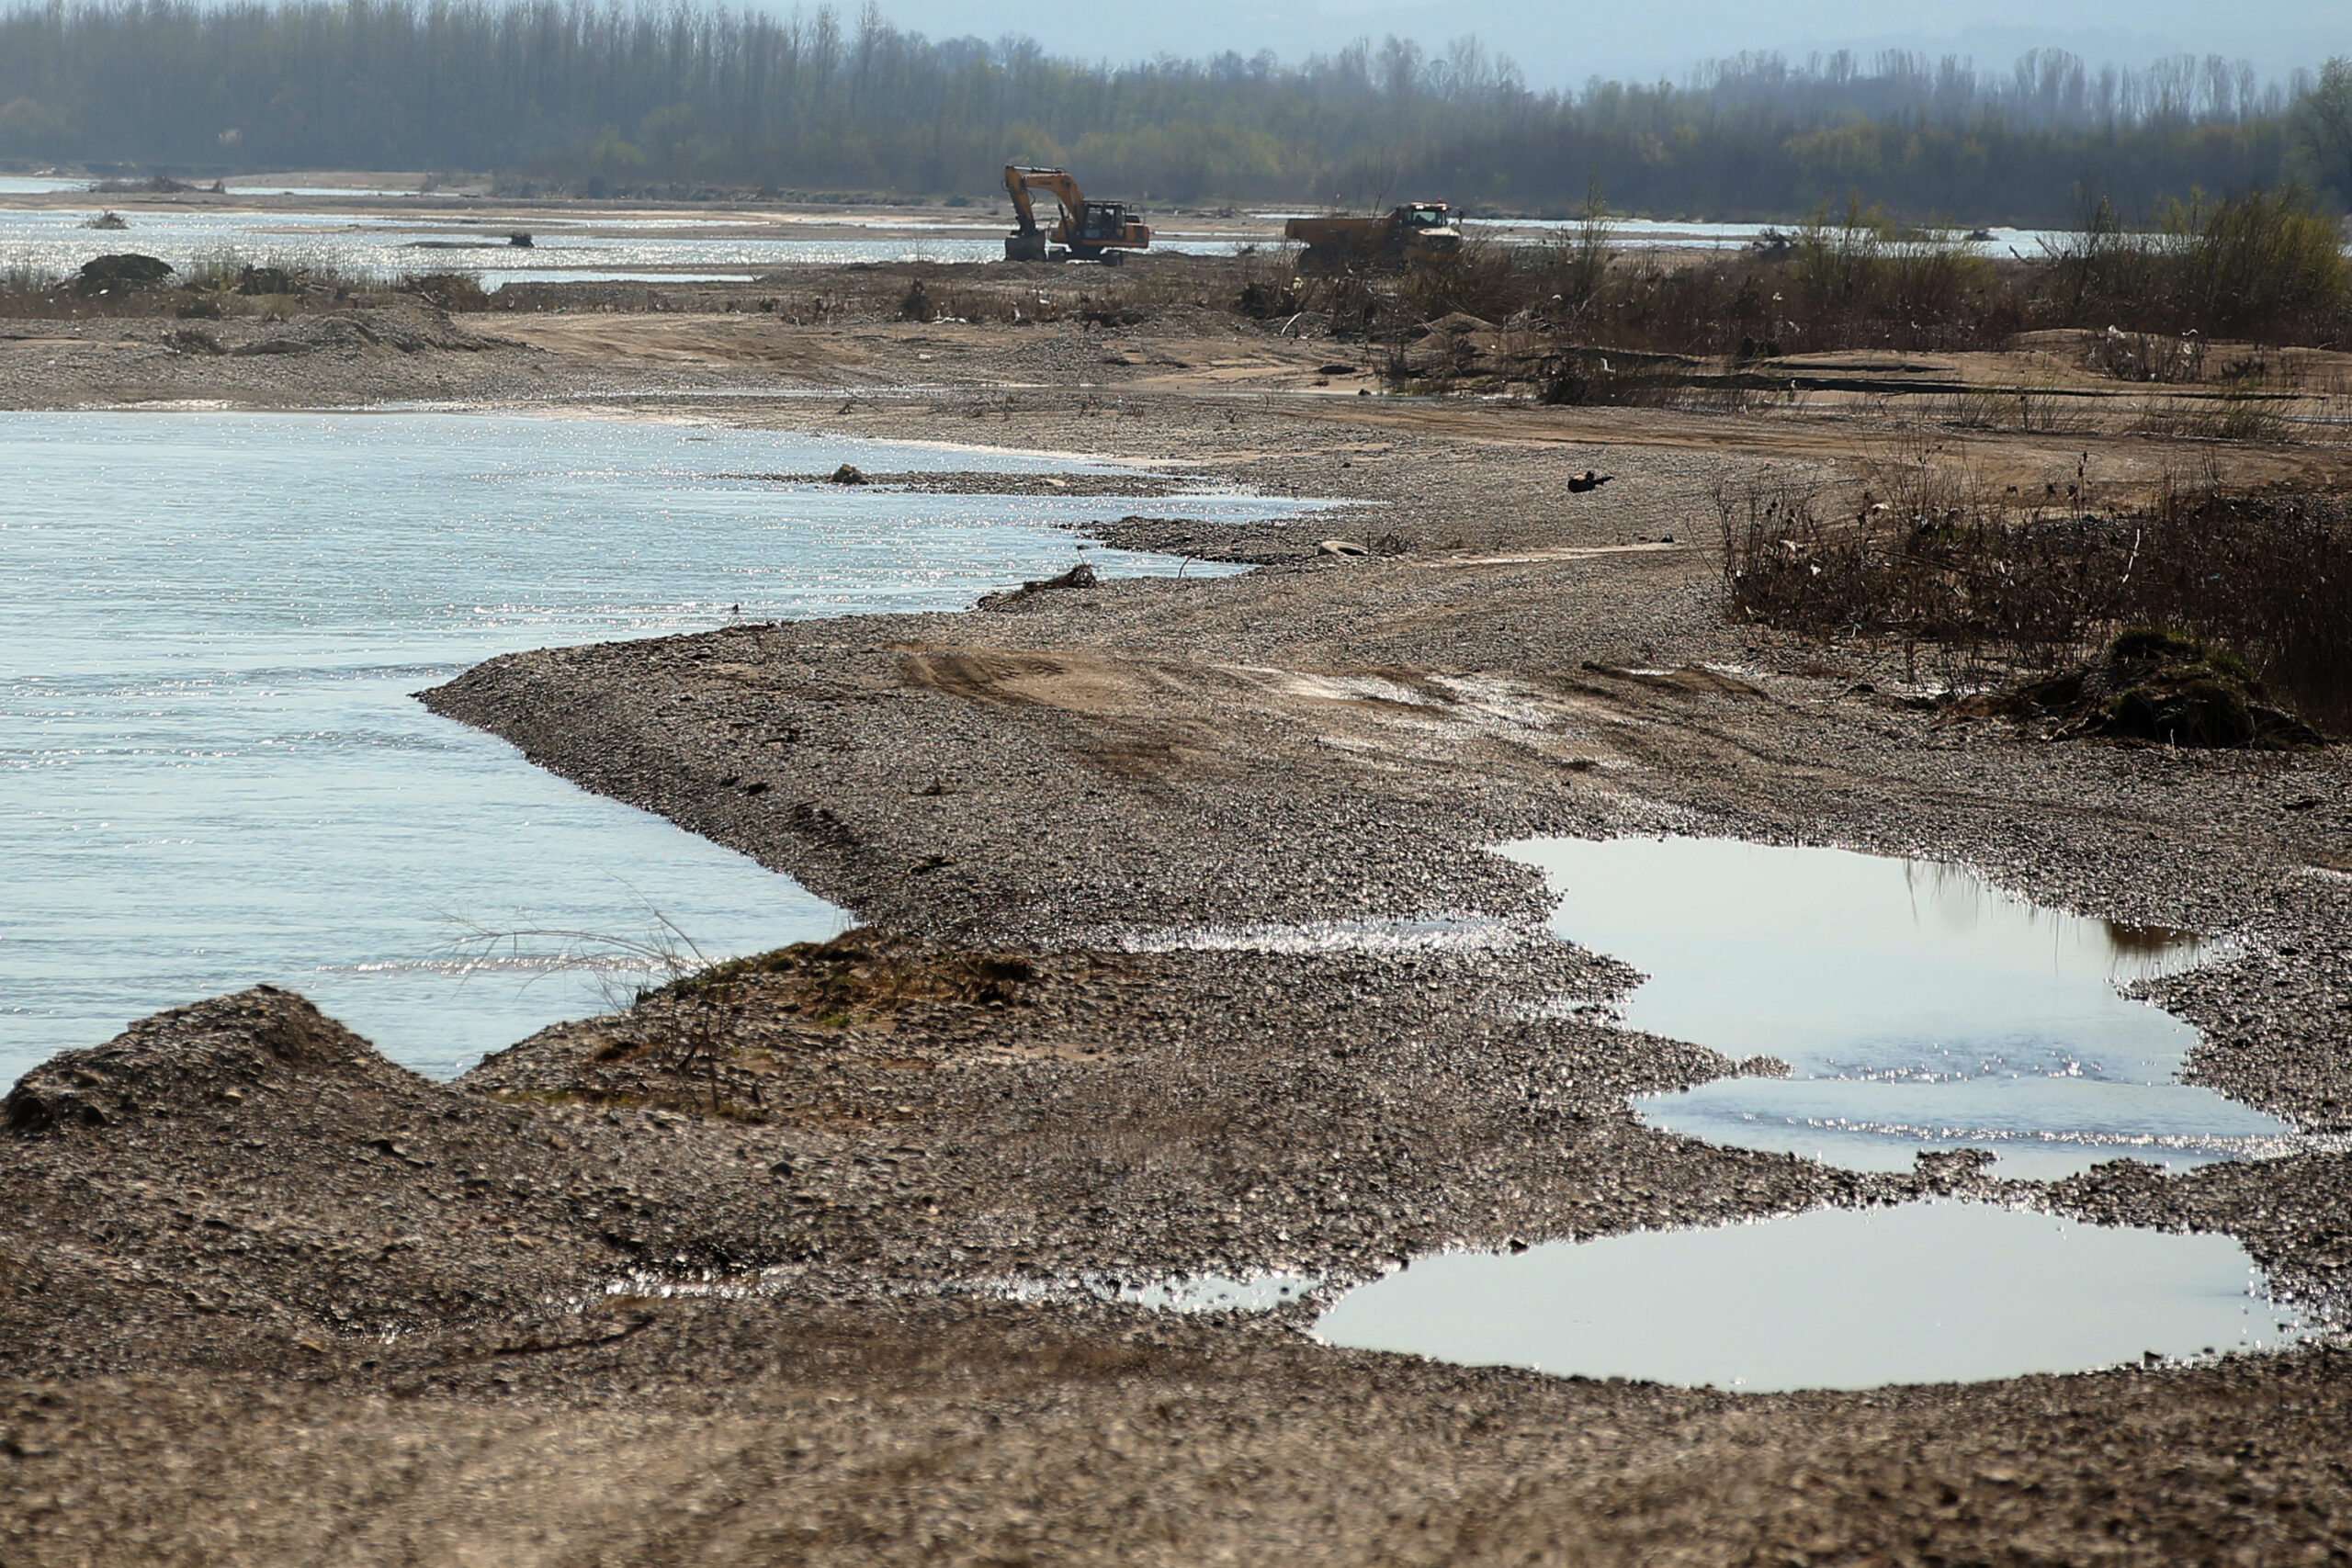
[1001, 164, 1152, 265]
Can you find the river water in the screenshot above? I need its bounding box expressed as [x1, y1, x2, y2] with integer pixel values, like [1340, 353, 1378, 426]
[2, 409, 1318, 1087]
[0, 204, 1265, 284]
[1, 192, 2122, 290]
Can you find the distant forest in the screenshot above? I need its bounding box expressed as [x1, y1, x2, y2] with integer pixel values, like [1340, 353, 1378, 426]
[2, 0, 2347, 224]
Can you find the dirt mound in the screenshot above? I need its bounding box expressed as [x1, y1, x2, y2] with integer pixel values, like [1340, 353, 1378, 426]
[1989, 629, 2326, 749]
[72, 253, 175, 296]
[3, 986, 401, 1136]
[213, 306, 507, 360]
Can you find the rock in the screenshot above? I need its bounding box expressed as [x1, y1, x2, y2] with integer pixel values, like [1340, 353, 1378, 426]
[977, 560, 1097, 611]
[829, 464, 868, 485]
[1912, 1147, 1997, 1193]
[163, 326, 223, 355]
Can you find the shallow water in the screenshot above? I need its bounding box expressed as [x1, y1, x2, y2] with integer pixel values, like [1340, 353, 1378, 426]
[484, 270, 760, 290]
[6, 197, 2105, 285]
[1504, 836, 2295, 1178]
[3, 410, 1320, 1087]
[1465, 217, 2089, 254]
[1315, 1202, 2315, 1391]
[0, 203, 1259, 281]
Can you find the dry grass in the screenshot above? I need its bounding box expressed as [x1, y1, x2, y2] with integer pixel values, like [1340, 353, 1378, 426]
[1933, 384, 2095, 435]
[1719, 457, 2352, 732]
[0, 246, 409, 319]
[2132, 392, 2294, 444]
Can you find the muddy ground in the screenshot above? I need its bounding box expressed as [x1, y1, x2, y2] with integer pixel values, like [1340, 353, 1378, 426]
[6, 244, 2352, 1564]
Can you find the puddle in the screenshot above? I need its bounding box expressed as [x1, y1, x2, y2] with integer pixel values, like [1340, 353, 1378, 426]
[1315, 1202, 2319, 1391]
[1504, 836, 2294, 1178]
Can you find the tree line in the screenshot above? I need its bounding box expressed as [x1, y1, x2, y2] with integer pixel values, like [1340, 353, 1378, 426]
[0, 0, 2346, 223]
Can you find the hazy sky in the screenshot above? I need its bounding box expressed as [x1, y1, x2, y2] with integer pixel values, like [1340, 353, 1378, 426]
[871, 0, 2339, 88]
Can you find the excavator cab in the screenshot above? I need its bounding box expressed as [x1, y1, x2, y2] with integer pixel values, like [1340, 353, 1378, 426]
[1002, 165, 1151, 264]
[1075, 200, 1135, 244]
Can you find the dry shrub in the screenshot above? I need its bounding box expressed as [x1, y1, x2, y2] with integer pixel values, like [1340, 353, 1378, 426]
[1230, 243, 1304, 320]
[1782, 201, 2011, 353]
[1532, 350, 1704, 408]
[1934, 384, 2093, 434]
[1277, 186, 2340, 375]
[2037, 188, 2350, 344]
[1396, 237, 1531, 324]
[1720, 468, 2352, 731]
[2132, 392, 2292, 444]
[402, 271, 490, 310]
[2086, 328, 2209, 383]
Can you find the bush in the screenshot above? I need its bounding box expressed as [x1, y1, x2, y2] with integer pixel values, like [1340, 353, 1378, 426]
[2038, 187, 2349, 344]
[1790, 201, 1996, 347]
[402, 271, 490, 310]
[1719, 472, 2352, 734]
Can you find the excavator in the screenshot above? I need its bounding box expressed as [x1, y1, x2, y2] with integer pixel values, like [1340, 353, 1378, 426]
[1285, 202, 1461, 272]
[1001, 165, 1151, 264]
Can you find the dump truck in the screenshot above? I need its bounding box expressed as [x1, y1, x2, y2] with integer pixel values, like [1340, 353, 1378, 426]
[1002, 165, 1151, 264]
[1284, 202, 1461, 271]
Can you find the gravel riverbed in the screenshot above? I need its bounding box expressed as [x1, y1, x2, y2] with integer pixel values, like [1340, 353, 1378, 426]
[5, 283, 2352, 1563]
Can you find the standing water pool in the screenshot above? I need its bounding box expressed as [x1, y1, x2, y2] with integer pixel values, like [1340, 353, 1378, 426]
[1504, 835, 2299, 1178]
[3, 410, 1319, 1086]
[1316, 1201, 2314, 1390]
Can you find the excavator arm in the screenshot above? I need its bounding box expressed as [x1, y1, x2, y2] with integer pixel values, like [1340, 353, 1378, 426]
[1004, 164, 1087, 237]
